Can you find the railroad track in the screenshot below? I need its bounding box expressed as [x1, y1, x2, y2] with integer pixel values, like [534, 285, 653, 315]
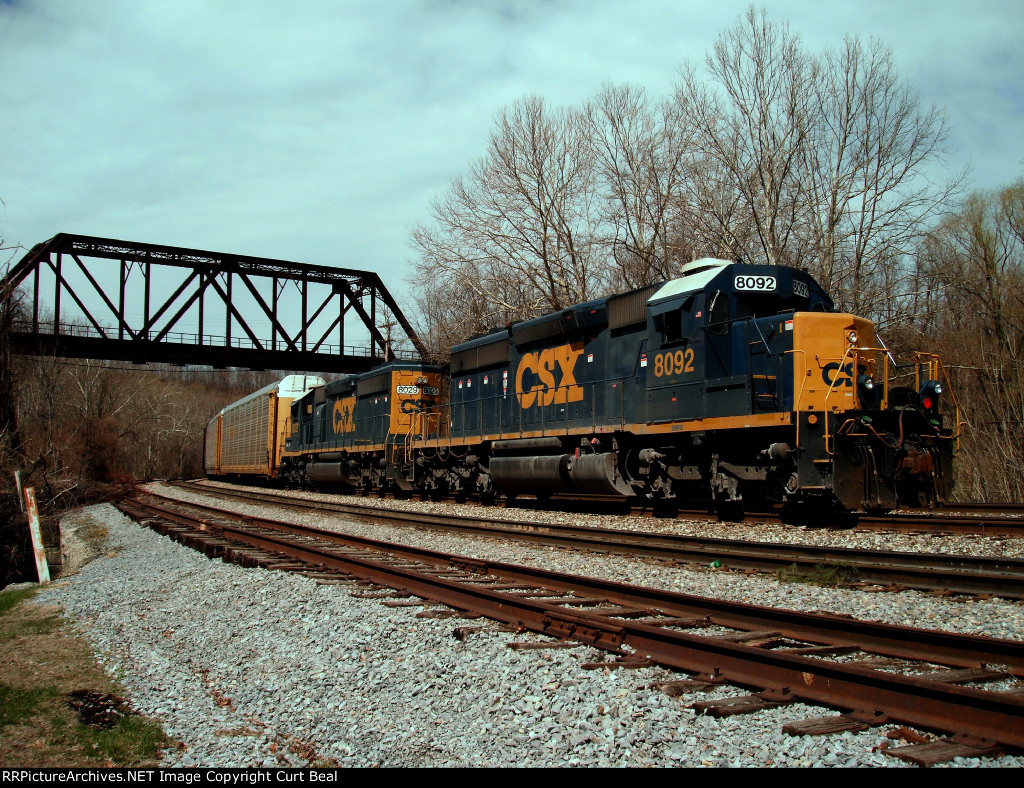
[116, 492, 1024, 764]
[497, 493, 1024, 534]
[171, 482, 1024, 600]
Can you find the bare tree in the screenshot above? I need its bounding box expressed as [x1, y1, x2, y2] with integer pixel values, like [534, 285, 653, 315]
[916, 181, 1024, 501]
[800, 35, 962, 320]
[411, 95, 602, 338]
[673, 7, 817, 268]
[586, 83, 692, 288]
[1, 226, 26, 477]
[669, 6, 959, 322]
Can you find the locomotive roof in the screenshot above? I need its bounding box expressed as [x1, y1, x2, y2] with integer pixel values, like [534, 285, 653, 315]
[647, 258, 829, 310]
[452, 258, 831, 357]
[647, 258, 733, 305]
[323, 375, 355, 397]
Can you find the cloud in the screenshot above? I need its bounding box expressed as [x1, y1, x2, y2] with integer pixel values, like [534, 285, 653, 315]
[1, 0, 1022, 315]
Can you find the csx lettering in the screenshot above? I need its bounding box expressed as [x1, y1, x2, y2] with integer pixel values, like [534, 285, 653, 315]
[400, 399, 433, 413]
[653, 349, 695, 377]
[516, 342, 584, 409]
[822, 362, 853, 387]
[332, 398, 355, 433]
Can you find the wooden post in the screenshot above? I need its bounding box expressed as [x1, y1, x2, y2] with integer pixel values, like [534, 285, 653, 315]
[23, 487, 50, 584]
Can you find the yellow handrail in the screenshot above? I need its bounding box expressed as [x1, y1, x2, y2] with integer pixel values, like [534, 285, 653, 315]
[818, 345, 892, 454]
[783, 349, 808, 450]
[913, 352, 966, 452]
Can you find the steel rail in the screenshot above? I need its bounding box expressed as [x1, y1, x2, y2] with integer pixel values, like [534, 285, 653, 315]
[856, 512, 1024, 535]
[506, 493, 1024, 533]
[130, 495, 1024, 671]
[169, 483, 1024, 599]
[118, 495, 1024, 749]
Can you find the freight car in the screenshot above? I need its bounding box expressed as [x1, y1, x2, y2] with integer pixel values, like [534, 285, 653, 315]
[204, 375, 325, 479]
[210, 258, 961, 512]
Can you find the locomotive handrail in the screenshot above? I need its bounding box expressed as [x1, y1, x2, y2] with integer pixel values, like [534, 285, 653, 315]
[821, 344, 887, 456]
[913, 352, 966, 451]
[819, 345, 963, 456]
[784, 349, 809, 449]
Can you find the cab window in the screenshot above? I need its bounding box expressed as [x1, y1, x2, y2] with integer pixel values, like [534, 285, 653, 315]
[708, 290, 730, 335]
[655, 295, 694, 345]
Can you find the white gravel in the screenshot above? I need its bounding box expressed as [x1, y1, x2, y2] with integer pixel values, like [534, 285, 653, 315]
[29, 485, 1024, 768]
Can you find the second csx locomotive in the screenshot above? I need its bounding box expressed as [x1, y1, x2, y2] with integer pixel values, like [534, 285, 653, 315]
[205, 258, 960, 512]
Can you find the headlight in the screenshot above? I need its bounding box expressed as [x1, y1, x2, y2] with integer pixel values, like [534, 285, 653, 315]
[856, 374, 878, 408]
[847, 330, 858, 344]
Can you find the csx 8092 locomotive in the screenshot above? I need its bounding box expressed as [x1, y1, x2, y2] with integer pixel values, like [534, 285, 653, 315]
[204, 258, 960, 512]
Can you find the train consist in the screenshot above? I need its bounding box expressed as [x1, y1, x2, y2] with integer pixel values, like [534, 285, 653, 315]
[205, 258, 960, 512]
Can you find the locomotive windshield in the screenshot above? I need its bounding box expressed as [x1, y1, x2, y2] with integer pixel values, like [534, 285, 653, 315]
[735, 292, 807, 319]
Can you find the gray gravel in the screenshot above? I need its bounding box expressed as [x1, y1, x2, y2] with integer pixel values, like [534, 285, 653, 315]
[31, 489, 1024, 768]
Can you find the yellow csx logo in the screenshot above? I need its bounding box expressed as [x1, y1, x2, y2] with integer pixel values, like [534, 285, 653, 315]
[516, 342, 584, 409]
[332, 398, 355, 434]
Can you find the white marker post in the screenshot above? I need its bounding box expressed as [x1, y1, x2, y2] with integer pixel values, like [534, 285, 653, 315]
[24, 487, 50, 584]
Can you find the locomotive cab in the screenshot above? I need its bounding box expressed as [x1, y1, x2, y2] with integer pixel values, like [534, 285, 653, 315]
[645, 260, 832, 421]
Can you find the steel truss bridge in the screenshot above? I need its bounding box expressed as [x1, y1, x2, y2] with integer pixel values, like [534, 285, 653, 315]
[1, 234, 426, 373]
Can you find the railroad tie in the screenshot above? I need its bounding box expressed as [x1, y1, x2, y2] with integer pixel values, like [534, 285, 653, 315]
[581, 657, 654, 671]
[585, 607, 659, 618]
[690, 693, 794, 717]
[915, 667, 1011, 684]
[382, 599, 433, 608]
[782, 715, 872, 737]
[707, 629, 782, 643]
[507, 640, 580, 651]
[778, 644, 860, 658]
[416, 609, 482, 620]
[883, 739, 1003, 767]
[536, 596, 610, 606]
[652, 679, 721, 696]
[632, 616, 713, 629]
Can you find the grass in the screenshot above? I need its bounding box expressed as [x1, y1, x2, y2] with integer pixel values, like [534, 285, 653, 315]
[775, 562, 861, 588]
[0, 584, 173, 766]
[0, 587, 60, 640]
[74, 512, 109, 544]
[0, 587, 37, 615]
[40, 708, 169, 765]
[0, 683, 58, 728]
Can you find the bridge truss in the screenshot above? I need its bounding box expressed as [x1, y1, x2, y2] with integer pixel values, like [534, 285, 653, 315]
[1, 233, 426, 373]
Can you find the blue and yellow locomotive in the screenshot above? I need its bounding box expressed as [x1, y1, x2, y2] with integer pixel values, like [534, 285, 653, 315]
[210, 258, 960, 512]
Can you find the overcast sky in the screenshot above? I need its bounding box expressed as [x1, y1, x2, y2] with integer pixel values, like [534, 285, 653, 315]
[2, 0, 1022, 312]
